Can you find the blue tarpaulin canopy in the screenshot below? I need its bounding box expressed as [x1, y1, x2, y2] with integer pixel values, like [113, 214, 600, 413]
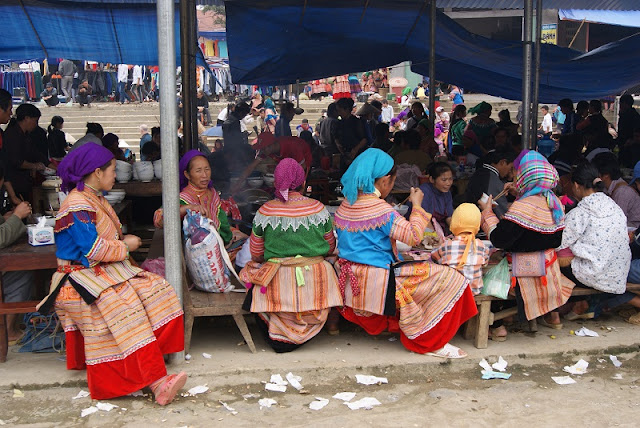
[559, 9, 640, 27]
[0, 0, 209, 66]
[225, 0, 640, 102]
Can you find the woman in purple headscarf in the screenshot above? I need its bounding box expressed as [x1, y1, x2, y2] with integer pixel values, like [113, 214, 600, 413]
[239, 158, 342, 352]
[153, 149, 232, 244]
[37, 143, 186, 404]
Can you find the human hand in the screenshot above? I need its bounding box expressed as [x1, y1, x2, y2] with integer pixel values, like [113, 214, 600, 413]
[35, 163, 46, 172]
[408, 186, 424, 208]
[13, 202, 32, 220]
[123, 234, 142, 252]
[477, 195, 494, 212]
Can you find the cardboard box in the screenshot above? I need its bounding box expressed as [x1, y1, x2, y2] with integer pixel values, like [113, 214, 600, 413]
[27, 225, 55, 246]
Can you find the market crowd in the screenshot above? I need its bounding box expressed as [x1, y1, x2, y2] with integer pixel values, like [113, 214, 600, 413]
[2, 73, 640, 406]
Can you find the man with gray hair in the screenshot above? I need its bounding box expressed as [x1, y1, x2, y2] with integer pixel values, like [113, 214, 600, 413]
[140, 124, 152, 159]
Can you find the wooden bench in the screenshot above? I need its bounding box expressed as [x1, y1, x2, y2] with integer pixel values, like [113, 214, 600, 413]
[148, 229, 256, 354]
[465, 283, 640, 349]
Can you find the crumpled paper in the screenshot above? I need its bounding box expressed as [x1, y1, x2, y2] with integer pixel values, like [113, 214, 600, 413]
[185, 385, 209, 396]
[258, 398, 277, 409]
[481, 370, 512, 380]
[72, 390, 90, 400]
[96, 402, 118, 412]
[552, 376, 576, 385]
[80, 406, 99, 417]
[309, 397, 329, 410]
[333, 392, 356, 402]
[563, 359, 588, 375]
[286, 372, 303, 391]
[219, 400, 238, 415]
[574, 327, 599, 337]
[345, 397, 382, 410]
[355, 374, 388, 385]
[610, 355, 622, 367]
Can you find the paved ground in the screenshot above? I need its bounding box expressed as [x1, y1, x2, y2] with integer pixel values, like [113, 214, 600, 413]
[1, 311, 639, 427]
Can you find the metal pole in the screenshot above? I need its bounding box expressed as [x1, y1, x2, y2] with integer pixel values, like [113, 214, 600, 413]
[522, 0, 533, 149]
[188, 1, 198, 147]
[180, 0, 197, 152]
[157, 0, 184, 360]
[531, 0, 542, 141]
[428, 0, 436, 133]
[296, 79, 300, 109]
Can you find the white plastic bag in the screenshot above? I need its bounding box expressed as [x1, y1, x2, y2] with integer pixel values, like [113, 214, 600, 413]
[183, 211, 239, 293]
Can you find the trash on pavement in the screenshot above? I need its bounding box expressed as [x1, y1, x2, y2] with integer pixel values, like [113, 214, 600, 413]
[563, 359, 588, 375]
[355, 374, 388, 385]
[309, 397, 329, 410]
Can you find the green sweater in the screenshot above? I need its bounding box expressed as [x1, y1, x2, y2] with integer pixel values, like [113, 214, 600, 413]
[0, 214, 26, 249]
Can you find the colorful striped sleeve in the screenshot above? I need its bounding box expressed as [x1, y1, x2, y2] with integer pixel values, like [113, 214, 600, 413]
[249, 231, 265, 260]
[389, 206, 431, 247]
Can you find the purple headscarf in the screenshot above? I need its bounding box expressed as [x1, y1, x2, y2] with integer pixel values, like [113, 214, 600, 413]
[58, 143, 114, 192]
[179, 149, 212, 190]
[274, 158, 305, 202]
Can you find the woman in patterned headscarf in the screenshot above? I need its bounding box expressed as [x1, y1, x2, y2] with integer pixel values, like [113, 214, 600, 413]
[240, 158, 342, 352]
[479, 150, 574, 339]
[335, 148, 477, 358]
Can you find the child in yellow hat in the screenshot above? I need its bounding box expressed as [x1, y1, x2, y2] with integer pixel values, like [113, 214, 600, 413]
[432, 203, 491, 294]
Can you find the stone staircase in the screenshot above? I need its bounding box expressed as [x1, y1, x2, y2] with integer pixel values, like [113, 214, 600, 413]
[35, 94, 603, 158]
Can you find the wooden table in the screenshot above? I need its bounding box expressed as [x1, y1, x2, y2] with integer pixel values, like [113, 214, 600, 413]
[0, 202, 132, 362]
[0, 238, 57, 362]
[113, 180, 163, 197]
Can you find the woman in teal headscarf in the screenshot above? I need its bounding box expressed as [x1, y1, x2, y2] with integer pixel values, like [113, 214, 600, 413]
[334, 149, 477, 358]
[263, 97, 278, 134]
[466, 101, 497, 141]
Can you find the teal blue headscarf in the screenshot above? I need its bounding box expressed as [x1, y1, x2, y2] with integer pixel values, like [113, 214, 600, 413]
[341, 148, 394, 205]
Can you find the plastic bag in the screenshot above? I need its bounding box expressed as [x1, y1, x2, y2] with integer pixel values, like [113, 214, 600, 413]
[481, 258, 511, 299]
[140, 257, 166, 278]
[183, 210, 239, 293]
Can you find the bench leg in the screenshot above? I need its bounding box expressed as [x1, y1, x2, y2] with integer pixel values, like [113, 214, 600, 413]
[0, 314, 7, 363]
[474, 301, 491, 349]
[232, 313, 257, 354]
[463, 314, 478, 340]
[184, 312, 194, 354]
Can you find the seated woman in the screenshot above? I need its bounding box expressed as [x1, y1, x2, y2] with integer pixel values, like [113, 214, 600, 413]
[335, 149, 476, 358]
[478, 150, 574, 336]
[154, 150, 232, 245]
[558, 162, 635, 319]
[240, 158, 342, 352]
[37, 143, 186, 404]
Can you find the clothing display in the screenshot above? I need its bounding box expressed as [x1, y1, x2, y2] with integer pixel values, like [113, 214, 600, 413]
[0, 70, 43, 100]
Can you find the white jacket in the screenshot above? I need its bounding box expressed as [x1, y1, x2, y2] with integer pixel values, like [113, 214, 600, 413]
[559, 192, 630, 294]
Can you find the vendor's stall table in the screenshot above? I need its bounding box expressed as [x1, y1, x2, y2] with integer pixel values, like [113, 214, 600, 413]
[113, 180, 163, 197]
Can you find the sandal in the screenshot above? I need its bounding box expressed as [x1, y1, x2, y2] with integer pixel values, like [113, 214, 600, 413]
[427, 343, 467, 359]
[489, 326, 507, 342]
[564, 311, 595, 321]
[538, 317, 563, 330]
[152, 372, 187, 406]
[626, 312, 640, 326]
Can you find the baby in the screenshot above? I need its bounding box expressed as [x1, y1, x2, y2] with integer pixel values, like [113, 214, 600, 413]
[431, 203, 490, 295]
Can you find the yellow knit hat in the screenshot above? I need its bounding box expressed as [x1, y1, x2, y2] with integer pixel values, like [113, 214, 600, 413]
[450, 203, 481, 236]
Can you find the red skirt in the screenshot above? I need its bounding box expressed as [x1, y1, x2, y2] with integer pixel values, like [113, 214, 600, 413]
[340, 287, 477, 354]
[65, 315, 184, 399]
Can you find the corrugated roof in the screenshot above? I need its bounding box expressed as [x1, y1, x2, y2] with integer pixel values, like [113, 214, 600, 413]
[225, 1, 640, 11]
[437, 0, 639, 10]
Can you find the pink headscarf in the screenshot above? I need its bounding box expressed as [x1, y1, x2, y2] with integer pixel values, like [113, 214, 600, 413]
[274, 158, 305, 202]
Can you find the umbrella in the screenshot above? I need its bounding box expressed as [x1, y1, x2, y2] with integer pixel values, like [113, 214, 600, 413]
[202, 126, 224, 137]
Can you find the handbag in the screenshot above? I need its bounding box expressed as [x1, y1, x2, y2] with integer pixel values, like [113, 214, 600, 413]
[18, 312, 65, 353]
[481, 258, 511, 299]
[511, 251, 546, 277]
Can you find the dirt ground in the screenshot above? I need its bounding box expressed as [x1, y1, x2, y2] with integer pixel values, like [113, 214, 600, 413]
[1, 348, 639, 427]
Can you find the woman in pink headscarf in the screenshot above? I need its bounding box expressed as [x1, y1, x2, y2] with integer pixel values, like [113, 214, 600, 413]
[239, 158, 342, 352]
